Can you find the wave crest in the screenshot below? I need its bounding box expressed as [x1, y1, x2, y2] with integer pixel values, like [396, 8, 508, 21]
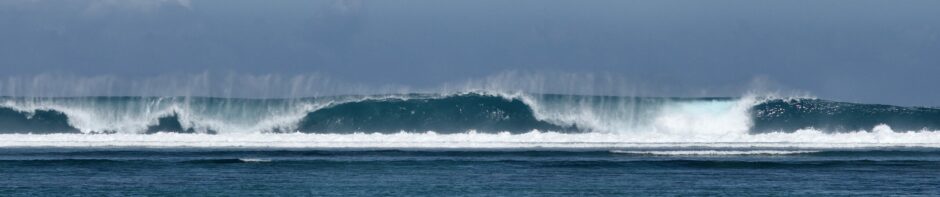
[0, 92, 938, 138]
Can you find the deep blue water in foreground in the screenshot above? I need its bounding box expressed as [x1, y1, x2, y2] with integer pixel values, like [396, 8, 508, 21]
[1, 148, 939, 196]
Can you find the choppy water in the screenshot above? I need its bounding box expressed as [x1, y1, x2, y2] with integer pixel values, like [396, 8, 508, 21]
[1, 147, 939, 196]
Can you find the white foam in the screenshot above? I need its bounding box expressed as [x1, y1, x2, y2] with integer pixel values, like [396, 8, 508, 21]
[2, 127, 940, 148]
[518, 94, 760, 137]
[238, 158, 272, 162]
[610, 150, 819, 156]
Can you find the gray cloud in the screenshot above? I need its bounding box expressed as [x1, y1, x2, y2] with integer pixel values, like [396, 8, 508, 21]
[1, 0, 938, 106]
[1, 0, 192, 13]
[83, 0, 192, 14]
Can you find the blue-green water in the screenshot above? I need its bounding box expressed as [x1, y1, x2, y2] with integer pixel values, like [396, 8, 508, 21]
[1, 92, 939, 195]
[2, 148, 939, 196]
[2, 93, 938, 134]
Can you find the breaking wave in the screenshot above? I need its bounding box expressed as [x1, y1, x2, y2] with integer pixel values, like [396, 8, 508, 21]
[0, 91, 938, 147]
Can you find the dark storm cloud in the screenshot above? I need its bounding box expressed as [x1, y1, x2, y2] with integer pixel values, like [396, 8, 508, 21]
[0, 0, 938, 105]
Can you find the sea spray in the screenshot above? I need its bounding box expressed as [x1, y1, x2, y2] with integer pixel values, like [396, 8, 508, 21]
[1, 92, 938, 137]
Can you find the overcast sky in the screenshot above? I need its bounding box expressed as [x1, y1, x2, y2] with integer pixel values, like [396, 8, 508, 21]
[1, 0, 938, 105]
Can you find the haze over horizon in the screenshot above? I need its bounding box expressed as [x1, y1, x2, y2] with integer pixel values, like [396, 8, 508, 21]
[1, 0, 938, 106]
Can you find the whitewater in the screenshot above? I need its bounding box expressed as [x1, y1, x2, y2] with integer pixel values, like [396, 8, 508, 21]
[1, 90, 939, 148]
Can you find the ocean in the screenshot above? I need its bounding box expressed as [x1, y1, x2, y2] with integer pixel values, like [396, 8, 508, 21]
[1, 92, 939, 195]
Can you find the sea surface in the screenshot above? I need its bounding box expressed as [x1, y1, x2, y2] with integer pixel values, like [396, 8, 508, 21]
[2, 147, 939, 196]
[1, 92, 939, 195]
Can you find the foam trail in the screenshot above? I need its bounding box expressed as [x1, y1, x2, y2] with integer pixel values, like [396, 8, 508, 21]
[238, 158, 272, 162]
[2, 125, 940, 148]
[610, 150, 819, 156]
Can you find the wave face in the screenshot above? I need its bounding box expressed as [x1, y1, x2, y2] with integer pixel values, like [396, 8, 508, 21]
[296, 94, 572, 133]
[0, 97, 319, 134]
[752, 99, 940, 133]
[0, 107, 78, 133]
[1, 93, 939, 143]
